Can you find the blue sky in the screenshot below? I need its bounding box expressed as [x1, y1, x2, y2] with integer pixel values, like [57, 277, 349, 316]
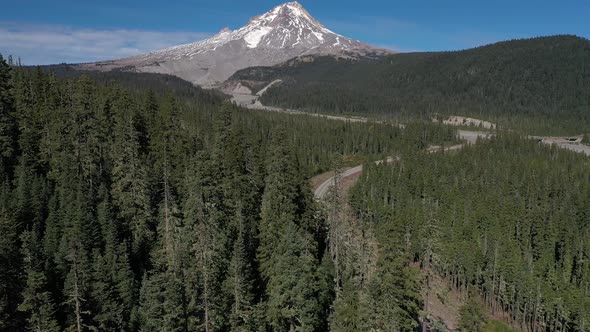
[1, 0, 589, 64]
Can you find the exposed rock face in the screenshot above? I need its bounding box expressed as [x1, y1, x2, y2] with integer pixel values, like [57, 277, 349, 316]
[78, 1, 391, 87]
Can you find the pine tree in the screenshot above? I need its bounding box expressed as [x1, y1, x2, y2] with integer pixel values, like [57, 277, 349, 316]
[226, 205, 255, 331]
[63, 238, 91, 332]
[0, 53, 17, 180]
[110, 91, 152, 261]
[137, 158, 187, 331]
[265, 221, 323, 331]
[149, 93, 184, 183]
[138, 269, 188, 332]
[189, 194, 230, 332]
[257, 130, 328, 331]
[60, 187, 97, 332]
[18, 229, 60, 332]
[69, 76, 102, 187]
[458, 292, 488, 332]
[366, 250, 422, 332]
[330, 277, 364, 332]
[91, 189, 135, 331]
[0, 210, 23, 330]
[257, 130, 300, 277]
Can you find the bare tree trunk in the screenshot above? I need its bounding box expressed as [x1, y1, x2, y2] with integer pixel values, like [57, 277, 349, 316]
[163, 164, 175, 269]
[491, 245, 497, 315]
[73, 259, 83, 332]
[233, 216, 242, 318]
[202, 237, 211, 332]
[522, 301, 527, 331]
[423, 268, 430, 332]
[328, 165, 343, 299]
[532, 284, 540, 332]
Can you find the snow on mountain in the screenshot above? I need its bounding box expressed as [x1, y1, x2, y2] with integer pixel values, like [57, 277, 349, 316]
[78, 1, 391, 87]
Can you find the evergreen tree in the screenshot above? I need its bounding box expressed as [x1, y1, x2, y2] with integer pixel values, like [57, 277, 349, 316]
[138, 270, 188, 332]
[137, 159, 187, 331]
[257, 130, 300, 276]
[110, 92, 153, 263]
[0, 54, 17, 180]
[258, 130, 327, 331]
[330, 277, 364, 332]
[226, 206, 255, 331]
[60, 188, 96, 332]
[18, 229, 60, 332]
[365, 251, 422, 332]
[91, 189, 135, 331]
[458, 293, 487, 332]
[265, 221, 323, 331]
[0, 210, 23, 330]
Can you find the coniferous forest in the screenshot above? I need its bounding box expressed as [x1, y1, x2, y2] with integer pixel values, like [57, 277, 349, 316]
[0, 53, 457, 331]
[229, 35, 590, 135]
[349, 136, 590, 331]
[1, 35, 590, 332]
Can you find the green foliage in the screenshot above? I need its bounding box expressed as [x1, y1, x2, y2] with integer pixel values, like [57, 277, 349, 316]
[330, 278, 366, 332]
[231, 35, 590, 135]
[486, 320, 523, 332]
[0, 53, 17, 180]
[458, 293, 488, 332]
[0, 211, 24, 330]
[18, 229, 60, 332]
[0, 53, 475, 331]
[366, 252, 422, 332]
[350, 134, 590, 332]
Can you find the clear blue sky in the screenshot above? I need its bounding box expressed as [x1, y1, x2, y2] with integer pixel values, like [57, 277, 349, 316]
[1, 0, 589, 64]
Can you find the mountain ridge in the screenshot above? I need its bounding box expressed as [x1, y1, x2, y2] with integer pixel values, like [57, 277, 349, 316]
[77, 1, 391, 87]
[225, 35, 590, 134]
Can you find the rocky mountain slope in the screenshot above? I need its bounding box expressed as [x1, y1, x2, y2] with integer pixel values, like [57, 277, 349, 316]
[78, 1, 390, 87]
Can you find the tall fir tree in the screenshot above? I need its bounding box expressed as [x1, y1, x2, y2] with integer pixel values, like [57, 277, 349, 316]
[18, 228, 60, 332]
[109, 91, 153, 266]
[0, 54, 17, 181]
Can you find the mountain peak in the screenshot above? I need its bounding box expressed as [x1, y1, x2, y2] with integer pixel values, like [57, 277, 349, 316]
[82, 2, 390, 86]
[279, 1, 307, 13]
[247, 1, 322, 30]
[284, 1, 303, 7]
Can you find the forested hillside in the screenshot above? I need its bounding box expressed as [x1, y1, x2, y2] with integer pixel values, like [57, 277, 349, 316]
[0, 53, 457, 331]
[229, 35, 590, 135]
[4, 35, 589, 331]
[40, 64, 226, 98]
[349, 135, 590, 331]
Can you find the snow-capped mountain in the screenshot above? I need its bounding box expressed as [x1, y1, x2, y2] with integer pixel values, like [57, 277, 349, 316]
[79, 1, 391, 87]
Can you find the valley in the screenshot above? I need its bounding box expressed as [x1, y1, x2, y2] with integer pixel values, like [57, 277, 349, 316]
[233, 81, 590, 156]
[1, 1, 590, 332]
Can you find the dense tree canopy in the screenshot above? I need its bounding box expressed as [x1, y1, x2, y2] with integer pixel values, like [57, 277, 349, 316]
[4, 42, 588, 331]
[229, 35, 590, 135]
[350, 134, 590, 332]
[0, 54, 454, 331]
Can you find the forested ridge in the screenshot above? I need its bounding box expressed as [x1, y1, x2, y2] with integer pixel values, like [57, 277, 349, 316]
[2, 36, 590, 332]
[0, 53, 458, 331]
[229, 35, 590, 135]
[349, 135, 590, 331]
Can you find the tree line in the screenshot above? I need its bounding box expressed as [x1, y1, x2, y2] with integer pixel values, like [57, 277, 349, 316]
[0, 54, 455, 331]
[228, 35, 590, 135]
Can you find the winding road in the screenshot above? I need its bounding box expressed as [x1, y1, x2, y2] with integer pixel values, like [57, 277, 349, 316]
[234, 87, 589, 200]
[313, 129, 589, 200]
[313, 157, 397, 199]
[313, 131, 490, 200]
